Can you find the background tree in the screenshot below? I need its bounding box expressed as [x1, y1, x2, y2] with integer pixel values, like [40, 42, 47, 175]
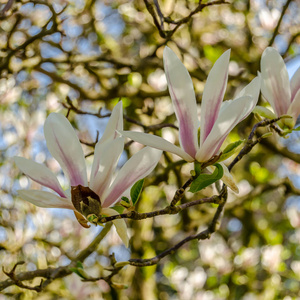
[0, 0, 300, 299]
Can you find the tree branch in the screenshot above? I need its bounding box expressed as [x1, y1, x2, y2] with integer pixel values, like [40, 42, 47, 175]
[0, 223, 112, 292]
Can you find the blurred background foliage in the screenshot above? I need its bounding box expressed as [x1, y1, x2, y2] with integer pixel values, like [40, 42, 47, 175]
[0, 0, 300, 299]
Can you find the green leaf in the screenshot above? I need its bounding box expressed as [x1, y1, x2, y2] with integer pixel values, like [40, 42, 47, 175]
[218, 140, 244, 162]
[130, 179, 144, 205]
[189, 163, 224, 193]
[111, 205, 125, 214]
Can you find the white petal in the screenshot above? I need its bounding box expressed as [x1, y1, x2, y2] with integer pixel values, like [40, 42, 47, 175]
[236, 76, 261, 104]
[102, 147, 162, 207]
[221, 77, 260, 117]
[287, 89, 300, 124]
[14, 156, 66, 197]
[18, 190, 73, 209]
[101, 208, 129, 247]
[200, 50, 230, 147]
[99, 101, 123, 143]
[90, 137, 125, 199]
[163, 46, 199, 157]
[261, 47, 291, 116]
[290, 66, 300, 102]
[120, 130, 194, 162]
[44, 113, 87, 186]
[196, 95, 254, 162]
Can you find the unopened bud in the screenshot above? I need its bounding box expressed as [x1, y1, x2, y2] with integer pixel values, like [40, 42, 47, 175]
[261, 132, 273, 139]
[111, 282, 128, 289]
[114, 261, 129, 268]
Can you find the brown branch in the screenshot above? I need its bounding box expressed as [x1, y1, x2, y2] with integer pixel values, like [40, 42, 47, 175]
[63, 97, 178, 131]
[260, 137, 300, 164]
[2, 262, 43, 292]
[129, 187, 228, 267]
[99, 191, 222, 223]
[228, 117, 284, 171]
[0, 1, 66, 73]
[0, 223, 112, 291]
[165, 0, 228, 38]
[143, 0, 228, 39]
[143, 0, 166, 38]
[0, 0, 14, 16]
[283, 32, 300, 56]
[269, 0, 293, 46]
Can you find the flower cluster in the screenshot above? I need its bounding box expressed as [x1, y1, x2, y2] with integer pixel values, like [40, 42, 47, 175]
[15, 102, 162, 247]
[15, 46, 300, 247]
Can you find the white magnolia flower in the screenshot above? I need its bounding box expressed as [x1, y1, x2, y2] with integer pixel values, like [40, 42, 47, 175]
[121, 47, 260, 193]
[14, 102, 162, 247]
[261, 47, 300, 128]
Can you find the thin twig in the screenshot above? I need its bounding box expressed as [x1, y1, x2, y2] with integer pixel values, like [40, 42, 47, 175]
[269, 0, 293, 46]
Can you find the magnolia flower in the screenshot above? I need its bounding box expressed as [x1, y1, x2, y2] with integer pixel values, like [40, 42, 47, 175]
[14, 102, 162, 247]
[261, 47, 300, 128]
[121, 47, 260, 192]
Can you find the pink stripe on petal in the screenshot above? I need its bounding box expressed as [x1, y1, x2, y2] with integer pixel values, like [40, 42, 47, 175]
[102, 147, 162, 207]
[90, 138, 124, 199]
[102, 168, 147, 208]
[196, 95, 254, 162]
[269, 76, 290, 115]
[51, 131, 86, 186]
[200, 50, 230, 147]
[18, 190, 73, 209]
[163, 47, 199, 157]
[120, 130, 194, 162]
[44, 113, 88, 187]
[14, 156, 66, 197]
[261, 47, 291, 116]
[99, 101, 123, 143]
[290, 66, 300, 102]
[287, 89, 300, 123]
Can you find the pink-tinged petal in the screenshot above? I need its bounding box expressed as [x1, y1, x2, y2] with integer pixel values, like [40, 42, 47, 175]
[91, 103, 123, 181]
[200, 50, 230, 147]
[18, 189, 73, 209]
[290, 66, 300, 102]
[102, 147, 162, 208]
[90, 137, 125, 199]
[44, 113, 87, 187]
[236, 76, 261, 103]
[102, 208, 129, 247]
[261, 47, 291, 116]
[196, 95, 253, 162]
[14, 156, 66, 198]
[219, 76, 260, 118]
[120, 130, 194, 162]
[287, 89, 300, 123]
[99, 101, 123, 143]
[234, 76, 261, 122]
[163, 47, 199, 157]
